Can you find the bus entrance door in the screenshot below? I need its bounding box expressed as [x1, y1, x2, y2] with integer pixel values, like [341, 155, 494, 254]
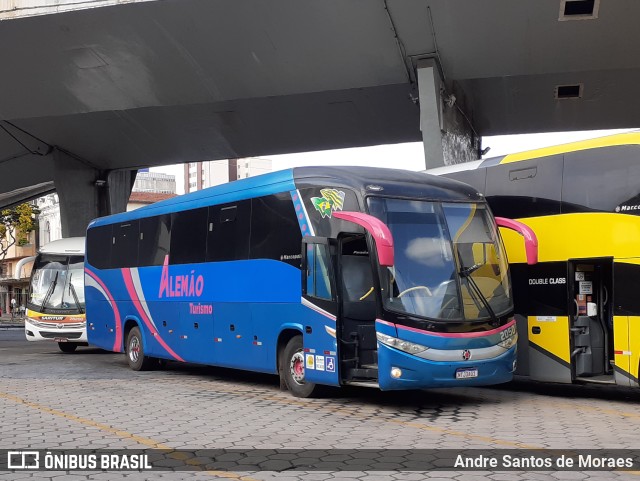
[336, 234, 378, 385]
[569, 259, 615, 384]
[301, 237, 341, 387]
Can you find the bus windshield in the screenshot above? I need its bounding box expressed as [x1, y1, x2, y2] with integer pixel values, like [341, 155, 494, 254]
[367, 197, 512, 321]
[29, 254, 85, 312]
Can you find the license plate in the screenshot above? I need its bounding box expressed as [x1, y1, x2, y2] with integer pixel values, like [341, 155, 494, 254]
[455, 367, 478, 379]
[54, 338, 69, 342]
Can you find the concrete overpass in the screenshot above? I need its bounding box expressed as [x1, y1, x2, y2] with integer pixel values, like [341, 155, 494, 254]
[1, 0, 638, 235]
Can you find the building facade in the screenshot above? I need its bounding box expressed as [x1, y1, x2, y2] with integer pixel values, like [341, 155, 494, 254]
[132, 171, 176, 194]
[183, 158, 272, 194]
[0, 227, 36, 316]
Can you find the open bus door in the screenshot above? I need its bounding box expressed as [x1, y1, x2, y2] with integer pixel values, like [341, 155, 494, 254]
[568, 258, 616, 384]
[336, 233, 378, 385]
[300, 233, 379, 387]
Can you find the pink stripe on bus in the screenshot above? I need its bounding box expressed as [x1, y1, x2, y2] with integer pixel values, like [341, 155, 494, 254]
[121, 268, 185, 362]
[85, 267, 122, 352]
[396, 319, 516, 338]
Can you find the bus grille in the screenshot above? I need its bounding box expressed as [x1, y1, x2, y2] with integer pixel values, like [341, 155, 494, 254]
[39, 331, 83, 340]
[27, 319, 85, 329]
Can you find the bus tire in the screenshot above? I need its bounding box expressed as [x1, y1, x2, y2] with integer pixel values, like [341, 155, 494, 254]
[126, 326, 153, 371]
[281, 335, 319, 398]
[58, 342, 78, 353]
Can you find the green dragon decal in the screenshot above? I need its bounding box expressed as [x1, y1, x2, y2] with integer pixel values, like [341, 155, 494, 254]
[311, 189, 345, 218]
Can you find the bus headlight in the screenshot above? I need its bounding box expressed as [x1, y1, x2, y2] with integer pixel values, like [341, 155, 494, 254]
[376, 332, 429, 355]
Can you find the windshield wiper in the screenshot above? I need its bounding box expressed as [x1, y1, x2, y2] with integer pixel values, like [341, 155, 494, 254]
[40, 271, 59, 313]
[68, 273, 84, 314]
[462, 273, 498, 323]
[459, 263, 483, 277]
[456, 254, 498, 323]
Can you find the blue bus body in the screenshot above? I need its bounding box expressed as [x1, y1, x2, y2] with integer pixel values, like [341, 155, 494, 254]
[86, 167, 521, 396]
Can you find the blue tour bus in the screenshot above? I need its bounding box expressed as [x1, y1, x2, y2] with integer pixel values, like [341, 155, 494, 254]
[85, 167, 537, 397]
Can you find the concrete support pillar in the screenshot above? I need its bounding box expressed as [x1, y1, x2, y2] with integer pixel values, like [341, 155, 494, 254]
[105, 169, 136, 215]
[417, 59, 478, 168]
[53, 149, 134, 237]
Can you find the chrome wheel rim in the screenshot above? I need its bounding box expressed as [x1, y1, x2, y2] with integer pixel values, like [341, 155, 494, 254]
[129, 336, 140, 363]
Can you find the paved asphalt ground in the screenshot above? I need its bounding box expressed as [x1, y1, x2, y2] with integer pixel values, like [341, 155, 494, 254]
[1, 327, 640, 480]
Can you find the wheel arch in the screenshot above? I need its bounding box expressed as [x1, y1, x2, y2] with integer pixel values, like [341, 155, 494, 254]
[276, 324, 304, 372]
[122, 316, 144, 353]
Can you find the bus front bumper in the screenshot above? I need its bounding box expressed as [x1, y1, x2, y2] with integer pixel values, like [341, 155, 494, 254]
[377, 343, 517, 390]
[24, 319, 87, 343]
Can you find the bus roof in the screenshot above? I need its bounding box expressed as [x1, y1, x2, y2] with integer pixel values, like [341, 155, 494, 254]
[430, 131, 640, 176]
[90, 168, 297, 228]
[88, 166, 481, 229]
[40, 237, 85, 255]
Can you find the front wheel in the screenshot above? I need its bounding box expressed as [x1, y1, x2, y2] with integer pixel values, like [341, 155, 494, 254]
[126, 326, 154, 371]
[280, 336, 320, 398]
[58, 342, 78, 353]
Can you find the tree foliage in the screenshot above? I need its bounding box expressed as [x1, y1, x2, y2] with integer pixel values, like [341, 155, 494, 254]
[0, 203, 39, 262]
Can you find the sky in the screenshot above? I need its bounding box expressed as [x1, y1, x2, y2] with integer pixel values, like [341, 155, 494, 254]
[151, 129, 636, 195]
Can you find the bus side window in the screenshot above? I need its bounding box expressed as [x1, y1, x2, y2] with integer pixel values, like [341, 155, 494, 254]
[306, 244, 333, 301]
[112, 221, 139, 269]
[87, 225, 112, 269]
[206, 201, 251, 262]
[139, 215, 171, 267]
[170, 208, 207, 265]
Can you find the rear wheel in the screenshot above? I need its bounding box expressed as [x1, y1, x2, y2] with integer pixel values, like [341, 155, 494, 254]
[126, 326, 153, 371]
[58, 342, 78, 353]
[280, 335, 320, 398]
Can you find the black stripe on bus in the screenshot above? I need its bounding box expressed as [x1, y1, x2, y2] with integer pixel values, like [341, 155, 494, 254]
[528, 341, 572, 370]
[486, 196, 597, 219]
[510, 262, 569, 315]
[613, 365, 639, 386]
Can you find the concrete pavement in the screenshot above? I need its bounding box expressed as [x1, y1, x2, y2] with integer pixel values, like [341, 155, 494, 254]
[1, 330, 639, 480]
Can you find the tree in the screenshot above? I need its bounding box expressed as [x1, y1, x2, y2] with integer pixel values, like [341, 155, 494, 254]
[0, 202, 39, 262]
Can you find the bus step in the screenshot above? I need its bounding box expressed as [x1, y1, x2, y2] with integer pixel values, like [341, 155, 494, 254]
[347, 367, 378, 379]
[341, 357, 359, 364]
[575, 375, 615, 385]
[345, 381, 379, 389]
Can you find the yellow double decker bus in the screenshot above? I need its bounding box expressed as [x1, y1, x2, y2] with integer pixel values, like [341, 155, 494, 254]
[432, 132, 640, 387]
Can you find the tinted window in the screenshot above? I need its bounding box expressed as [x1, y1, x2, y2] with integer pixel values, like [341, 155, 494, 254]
[305, 243, 333, 300]
[111, 221, 139, 268]
[139, 215, 171, 267]
[170, 208, 207, 265]
[250, 194, 301, 265]
[87, 225, 111, 269]
[206, 201, 251, 262]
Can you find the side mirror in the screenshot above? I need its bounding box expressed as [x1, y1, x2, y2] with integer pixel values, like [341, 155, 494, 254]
[333, 211, 394, 267]
[494, 217, 538, 265]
